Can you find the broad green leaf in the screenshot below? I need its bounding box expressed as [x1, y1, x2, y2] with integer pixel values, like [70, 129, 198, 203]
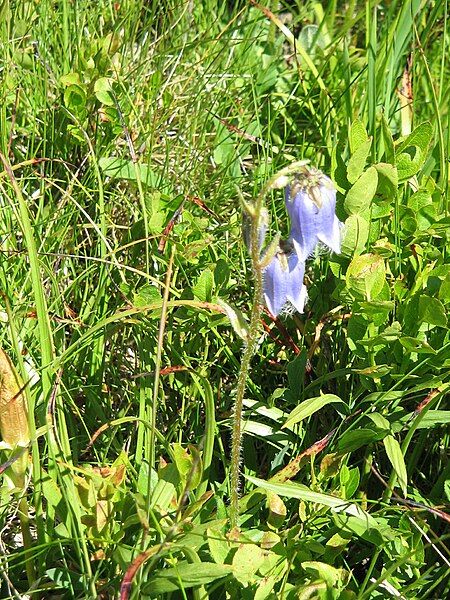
[298, 24, 326, 55]
[214, 259, 230, 288]
[384, 435, 408, 496]
[267, 491, 287, 527]
[344, 167, 378, 215]
[41, 471, 64, 523]
[192, 268, 214, 301]
[217, 299, 249, 341]
[287, 350, 308, 396]
[245, 476, 393, 541]
[185, 445, 203, 490]
[213, 124, 236, 165]
[64, 84, 86, 112]
[399, 206, 417, 236]
[149, 478, 176, 512]
[301, 561, 350, 590]
[243, 399, 286, 424]
[332, 511, 388, 545]
[337, 428, 383, 453]
[349, 119, 369, 154]
[444, 481, 450, 502]
[246, 476, 358, 509]
[439, 273, 450, 303]
[172, 444, 193, 480]
[342, 467, 360, 499]
[372, 200, 393, 219]
[177, 519, 228, 551]
[418, 295, 447, 328]
[207, 528, 231, 564]
[254, 576, 276, 600]
[399, 337, 437, 354]
[396, 121, 433, 154]
[363, 390, 406, 404]
[346, 253, 386, 300]
[282, 394, 344, 429]
[142, 562, 233, 596]
[60, 72, 82, 86]
[356, 322, 401, 348]
[347, 139, 372, 184]
[375, 163, 398, 198]
[241, 421, 291, 444]
[367, 412, 390, 430]
[354, 301, 394, 324]
[401, 410, 450, 428]
[331, 137, 348, 193]
[46, 568, 78, 590]
[341, 214, 369, 257]
[320, 452, 344, 478]
[407, 190, 432, 211]
[232, 544, 265, 584]
[396, 122, 433, 181]
[94, 77, 115, 106]
[133, 284, 161, 309]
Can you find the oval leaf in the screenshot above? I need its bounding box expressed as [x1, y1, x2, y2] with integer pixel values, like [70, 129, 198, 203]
[344, 167, 378, 215]
[282, 394, 344, 429]
[383, 435, 408, 496]
[142, 562, 233, 596]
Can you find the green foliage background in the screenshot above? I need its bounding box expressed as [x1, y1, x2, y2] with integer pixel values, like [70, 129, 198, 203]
[0, 0, 449, 598]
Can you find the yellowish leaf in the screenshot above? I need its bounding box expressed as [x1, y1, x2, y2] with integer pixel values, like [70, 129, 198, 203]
[0, 349, 30, 448]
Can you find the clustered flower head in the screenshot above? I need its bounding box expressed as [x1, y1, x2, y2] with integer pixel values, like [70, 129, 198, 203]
[262, 167, 342, 317]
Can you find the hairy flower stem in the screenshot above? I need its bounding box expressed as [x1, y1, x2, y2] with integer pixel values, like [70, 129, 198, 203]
[229, 222, 264, 529]
[229, 161, 309, 529]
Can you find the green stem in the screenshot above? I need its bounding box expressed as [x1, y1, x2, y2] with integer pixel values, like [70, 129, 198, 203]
[148, 245, 175, 494]
[229, 161, 310, 529]
[194, 375, 216, 499]
[17, 495, 36, 589]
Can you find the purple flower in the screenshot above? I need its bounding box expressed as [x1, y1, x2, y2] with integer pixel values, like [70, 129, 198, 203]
[263, 250, 307, 317]
[285, 171, 341, 260]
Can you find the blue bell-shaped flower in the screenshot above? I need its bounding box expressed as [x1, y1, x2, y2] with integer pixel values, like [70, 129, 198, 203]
[285, 169, 341, 261]
[263, 249, 307, 317]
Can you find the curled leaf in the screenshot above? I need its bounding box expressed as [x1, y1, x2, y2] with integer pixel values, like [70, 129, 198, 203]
[0, 349, 30, 448]
[0, 349, 30, 488]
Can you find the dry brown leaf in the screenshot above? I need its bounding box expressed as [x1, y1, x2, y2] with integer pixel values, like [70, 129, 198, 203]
[0, 348, 30, 448]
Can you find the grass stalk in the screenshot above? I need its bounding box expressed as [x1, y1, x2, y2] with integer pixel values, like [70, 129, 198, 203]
[149, 245, 175, 479]
[0, 153, 54, 568]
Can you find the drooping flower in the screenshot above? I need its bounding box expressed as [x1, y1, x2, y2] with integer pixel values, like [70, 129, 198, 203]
[263, 249, 307, 317]
[285, 169, 341, 261]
